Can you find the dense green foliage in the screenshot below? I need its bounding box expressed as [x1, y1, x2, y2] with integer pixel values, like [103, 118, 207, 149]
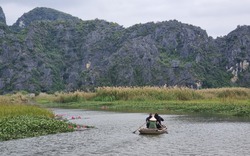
[0, 103, 81, 141]
[0, 115, 74, 141]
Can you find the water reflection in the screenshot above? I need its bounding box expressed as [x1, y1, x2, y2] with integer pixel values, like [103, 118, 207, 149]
[0, 109, 249, 156]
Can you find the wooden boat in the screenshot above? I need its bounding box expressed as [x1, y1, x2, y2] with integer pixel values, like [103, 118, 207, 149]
[139, 125, 167, 135]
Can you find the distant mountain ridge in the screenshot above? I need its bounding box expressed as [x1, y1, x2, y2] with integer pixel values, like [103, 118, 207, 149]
[0, 6, 249, 94]
[0, 7, 6, 24]
[11, 7, 80, 30]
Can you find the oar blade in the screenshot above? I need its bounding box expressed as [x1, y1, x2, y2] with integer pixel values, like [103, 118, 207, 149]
[132, 122, 146, 134]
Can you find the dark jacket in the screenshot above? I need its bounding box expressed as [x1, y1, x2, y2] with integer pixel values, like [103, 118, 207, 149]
[146, 115, 152, 122]
[154, 114, 164, 124]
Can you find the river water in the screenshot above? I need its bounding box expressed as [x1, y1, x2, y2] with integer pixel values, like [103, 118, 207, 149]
[0, 109, 250, 156]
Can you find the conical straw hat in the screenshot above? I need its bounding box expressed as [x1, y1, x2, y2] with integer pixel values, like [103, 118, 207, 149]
[149, 116, 157, 121]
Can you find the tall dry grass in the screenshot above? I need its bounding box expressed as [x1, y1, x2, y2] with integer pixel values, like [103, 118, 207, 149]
[0, 93, 53, 119]
[0, 104, 54, 119]
[0, 93, 25, 105]
[36, 91, 96, 103]
[197, 87, 250, 100]
[94, 86, 203, 101]
[36, 87, 250, 103]
[32, 87, 250, 117]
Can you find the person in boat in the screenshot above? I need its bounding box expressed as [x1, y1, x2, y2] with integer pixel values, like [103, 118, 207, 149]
[148, 115, 157, 129]
[154, 113, 164, 129]
[146, 113, 152, 128]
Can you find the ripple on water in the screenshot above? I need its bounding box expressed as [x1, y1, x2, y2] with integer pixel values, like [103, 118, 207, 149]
[0, 109, 250, 156]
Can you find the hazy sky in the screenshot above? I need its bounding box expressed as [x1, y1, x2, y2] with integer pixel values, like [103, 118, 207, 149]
[1, 0, 250, 38]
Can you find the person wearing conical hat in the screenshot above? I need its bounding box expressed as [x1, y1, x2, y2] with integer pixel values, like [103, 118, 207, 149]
[148, 114, 157, 129]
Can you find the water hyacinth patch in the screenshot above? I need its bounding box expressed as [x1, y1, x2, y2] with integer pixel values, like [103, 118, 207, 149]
[0, 115, 76, 141]
[0, 97, 95, 141]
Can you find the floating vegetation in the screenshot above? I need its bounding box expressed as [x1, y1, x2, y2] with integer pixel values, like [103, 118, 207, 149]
[0, 96, 94, 141]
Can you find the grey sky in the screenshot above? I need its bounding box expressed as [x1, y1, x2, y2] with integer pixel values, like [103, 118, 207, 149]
[1, 0, 250, 38]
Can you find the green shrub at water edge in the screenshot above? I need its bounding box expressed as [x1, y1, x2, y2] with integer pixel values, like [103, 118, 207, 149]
[0, 104, 79, 141]
[0, 115, 76, 141]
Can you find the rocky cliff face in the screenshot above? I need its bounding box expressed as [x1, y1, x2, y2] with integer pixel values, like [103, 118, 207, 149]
[11, 7, 80, 30]
[0, 7, 249, 94]
[0, 7, 6, 24]
[215, 26, 250, 86]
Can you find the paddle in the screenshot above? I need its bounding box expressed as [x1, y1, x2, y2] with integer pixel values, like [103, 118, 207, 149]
[132, 122, 146, 133]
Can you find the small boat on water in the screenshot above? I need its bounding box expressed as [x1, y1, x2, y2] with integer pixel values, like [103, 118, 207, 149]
[136, 114, 167, 135]
[139, 125, 168, 135]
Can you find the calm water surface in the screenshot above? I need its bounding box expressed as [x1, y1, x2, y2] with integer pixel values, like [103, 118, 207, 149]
[0, 109, 250, 156]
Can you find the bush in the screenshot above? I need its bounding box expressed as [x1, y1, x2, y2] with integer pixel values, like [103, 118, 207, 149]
[0, 115, 75, 141]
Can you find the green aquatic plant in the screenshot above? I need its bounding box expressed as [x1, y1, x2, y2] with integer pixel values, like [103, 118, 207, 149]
[0, 115, 75, 141]
[0, 102, 95, 141]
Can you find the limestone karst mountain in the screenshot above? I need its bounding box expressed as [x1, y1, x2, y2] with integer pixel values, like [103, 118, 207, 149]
[0, 7, 249, 94]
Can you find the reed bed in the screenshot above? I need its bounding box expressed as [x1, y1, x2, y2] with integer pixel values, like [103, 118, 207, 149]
[35, 87, 250, 117]
[35, 86, 250, 103]
[94, 86, 203, 101]
[197, 87, 250, 100]
[0, 92, 36, 106]
[0, 93, 53, 119]
[0, 104, 54, 119]
[36, 91, 96, 104]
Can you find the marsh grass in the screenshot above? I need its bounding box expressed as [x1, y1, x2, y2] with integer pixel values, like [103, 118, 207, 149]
[33, 87, 250, 117]
[36, 91, 96, 104]
[94, 86, 203, 101]
[0, 93, 54, 119]
[0, 104, 54, 119]
[197, 87, 250, 100]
